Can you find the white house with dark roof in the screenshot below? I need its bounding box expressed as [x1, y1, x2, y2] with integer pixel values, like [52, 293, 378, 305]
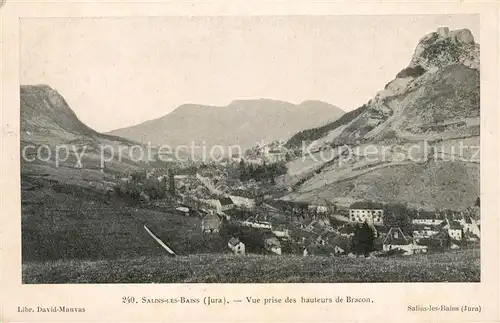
[230, 153, 242, 163]
[219, 197, 235, 212]
[308, 204, 329, 214]
[412, 224, 441, 241]
[412, 218, 445, 226]
[447, 221, 463, 241]
[383, 227, 428, 255]
[383, 227, 410, 252]
[228, 237, 245, 255]
[263, 233, 282, 255]
[241, 217, 272, 230]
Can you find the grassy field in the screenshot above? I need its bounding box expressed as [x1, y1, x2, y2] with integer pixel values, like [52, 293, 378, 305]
[289, 159, 479, 211]
[23, 248, 480, 284]
[21, 176, 227, 262]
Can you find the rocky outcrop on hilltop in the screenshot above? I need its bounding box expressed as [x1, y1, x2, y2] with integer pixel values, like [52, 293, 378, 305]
[321, 27, 479, 146]
[286, 27, 479, 149]
[284, 27, 480, 211]
[373, 27, 479, 109]
[409, 27, 479, 71]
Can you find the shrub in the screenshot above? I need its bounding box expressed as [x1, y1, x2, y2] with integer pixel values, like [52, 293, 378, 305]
[130, 170, 147, 182]
[144, 177, 166, 200]
[396, 65, 426, 78]
[239, 160, 287, 182]
[350, 201, 384, 209]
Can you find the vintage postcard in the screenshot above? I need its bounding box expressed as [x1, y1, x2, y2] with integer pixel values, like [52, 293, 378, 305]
[1, 1, 499, 322]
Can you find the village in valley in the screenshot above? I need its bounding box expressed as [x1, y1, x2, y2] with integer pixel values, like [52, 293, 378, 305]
[110, 140, 481, 260]
[20, 24, 481, 283]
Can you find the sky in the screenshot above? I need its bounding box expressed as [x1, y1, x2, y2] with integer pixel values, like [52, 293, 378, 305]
[20, 15, 479, 132]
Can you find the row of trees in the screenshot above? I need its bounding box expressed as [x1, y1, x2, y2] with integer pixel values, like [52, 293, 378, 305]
[113, 169, 175, 203]
[238, 160, 287, 183]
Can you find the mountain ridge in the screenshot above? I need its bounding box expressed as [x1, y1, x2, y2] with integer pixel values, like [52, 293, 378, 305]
[20, 84, 153, 189]
[286, 27, 479, 149]
[108, 98, 345, 151]
[21, 84, 141, 145]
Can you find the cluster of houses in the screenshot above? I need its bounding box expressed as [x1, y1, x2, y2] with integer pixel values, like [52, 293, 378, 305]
[410, 213, 480, 242]
[165, 171, 289, 255]
[347, 206, 480, 255]
[293, 221, 349, 256]
[272, 200, 480, 257]
[227, 232, 283, 256]
[176, 196, 234, 233]
[177, 191, 271, 234]
[172, 176, 480, 257]
[144, 163, 480, 258]
[241, 141, 289, 165]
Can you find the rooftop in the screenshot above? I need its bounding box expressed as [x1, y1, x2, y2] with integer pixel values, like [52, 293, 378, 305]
[383, 227, 410, 245]
[449, 221, 463, 230]
[228, 237, 241, 246]
[412, 224, 442, 231]
[219, 197, 234, 205]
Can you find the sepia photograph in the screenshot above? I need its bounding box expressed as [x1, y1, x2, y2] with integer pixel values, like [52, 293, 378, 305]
[18, 14, 483, 284]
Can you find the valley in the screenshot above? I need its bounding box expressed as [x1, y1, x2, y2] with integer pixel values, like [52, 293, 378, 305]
[20, 26, 481, 283]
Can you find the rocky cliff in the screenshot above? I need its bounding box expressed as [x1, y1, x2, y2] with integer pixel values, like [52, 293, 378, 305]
[283, 28, 480, 211]
[287, 27, 480, 149]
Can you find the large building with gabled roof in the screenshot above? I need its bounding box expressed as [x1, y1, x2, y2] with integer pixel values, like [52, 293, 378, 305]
[383, 227, 411, 251]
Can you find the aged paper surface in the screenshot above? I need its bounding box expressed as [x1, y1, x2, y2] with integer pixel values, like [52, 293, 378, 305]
[1, 1, 499, 322]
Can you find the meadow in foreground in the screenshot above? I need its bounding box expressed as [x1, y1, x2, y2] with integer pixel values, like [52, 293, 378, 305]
[23, 248, 479, 284]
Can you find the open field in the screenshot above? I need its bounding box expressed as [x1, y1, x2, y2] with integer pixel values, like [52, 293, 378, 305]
[22, 176, 226, 262]
[23, 248, 480, 284]
[287, 159, 479, 210]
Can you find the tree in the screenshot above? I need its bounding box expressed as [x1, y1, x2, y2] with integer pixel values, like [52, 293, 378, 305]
[383, 203, 413, 234]
[351, 222, 375, 256]
[162, 175, 168, 192]
[475, 196, 480, 207]
[130, 170, 146, 182]
[218, 215, 230, 240]
[144, 178, 161, 200]
[168, 169, 175, 196]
